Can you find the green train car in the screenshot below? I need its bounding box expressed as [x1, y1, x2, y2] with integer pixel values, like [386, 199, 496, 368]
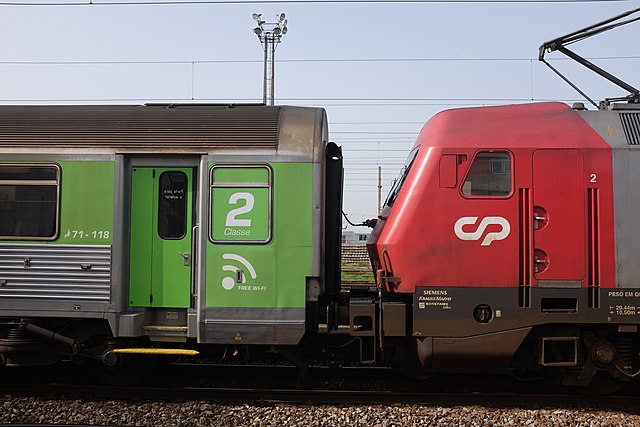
[0, 104, 344, 370]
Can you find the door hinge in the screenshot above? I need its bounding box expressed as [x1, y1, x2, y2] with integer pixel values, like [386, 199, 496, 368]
[150, 294, 153, 304]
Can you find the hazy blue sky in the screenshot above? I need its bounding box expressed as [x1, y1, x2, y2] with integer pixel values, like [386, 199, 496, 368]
[1, 0, 639, 227]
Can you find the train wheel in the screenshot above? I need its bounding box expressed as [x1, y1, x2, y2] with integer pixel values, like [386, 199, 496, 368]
[391, 339, 434, 380]
[95, 353, 157, 386]
[563, 337, 630, 395]
[569, 371, 627, 395]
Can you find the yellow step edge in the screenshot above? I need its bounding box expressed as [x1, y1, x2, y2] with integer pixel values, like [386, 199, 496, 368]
[111, 348, 199, 356]
[143, 325, 188, 330]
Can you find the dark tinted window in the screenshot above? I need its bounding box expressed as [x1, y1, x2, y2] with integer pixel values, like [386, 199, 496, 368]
[158, 171, 187, 239]
[0, 166, 58, 181]
[385, 146, 419, 207]
[462, 152, 511, 197]
[0, 165, 60, 239]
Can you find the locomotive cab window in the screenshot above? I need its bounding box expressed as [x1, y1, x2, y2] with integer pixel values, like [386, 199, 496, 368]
[385, 146, 420, 207]
[0, 164, 61, 240]
[462, 152, 512, 197]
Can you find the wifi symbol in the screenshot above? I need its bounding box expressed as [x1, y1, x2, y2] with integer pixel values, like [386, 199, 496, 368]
[221, 253, 258, 290]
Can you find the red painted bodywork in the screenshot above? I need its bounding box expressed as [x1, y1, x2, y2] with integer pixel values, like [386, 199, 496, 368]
[368, 102, 615, 293]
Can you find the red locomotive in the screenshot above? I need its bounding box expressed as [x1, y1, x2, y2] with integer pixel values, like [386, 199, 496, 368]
[355, 8, 640, 392]
[366, 100, 638, 390]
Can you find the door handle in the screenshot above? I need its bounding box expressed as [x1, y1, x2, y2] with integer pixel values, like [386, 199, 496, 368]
[533, 206, 548, 230]
[179, 252, 191, 266]
[190, 225, 199, 299]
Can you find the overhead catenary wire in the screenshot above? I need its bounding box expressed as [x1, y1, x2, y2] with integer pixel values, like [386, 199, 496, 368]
[0, 96, 603, 103]
[1, 55, 638, 64]
[0, 0, 631, 5]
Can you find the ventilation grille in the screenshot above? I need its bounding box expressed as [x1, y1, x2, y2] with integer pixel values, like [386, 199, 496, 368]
[0, 244, 111, 302]
[621, 113, 640, 145]
[0, 105, 281, 151]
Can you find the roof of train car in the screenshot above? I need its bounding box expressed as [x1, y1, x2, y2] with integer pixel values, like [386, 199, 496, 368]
[0, 104, 325, 152]
[414, 102, 616, 150]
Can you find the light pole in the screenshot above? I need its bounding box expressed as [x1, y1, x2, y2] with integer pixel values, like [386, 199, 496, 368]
[252, 13, 288, 106]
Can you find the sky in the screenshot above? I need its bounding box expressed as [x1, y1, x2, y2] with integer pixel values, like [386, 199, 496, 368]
[1, 0, 639, 230]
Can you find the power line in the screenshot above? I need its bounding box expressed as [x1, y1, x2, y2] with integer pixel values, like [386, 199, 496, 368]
[1, 55, 638, 65]
[332, 121, 425, 125]
[342, 151, 409, 154]
[332, 131, 418, 135]
[0, 96, 591, 103]
[0, 0, 630, 6]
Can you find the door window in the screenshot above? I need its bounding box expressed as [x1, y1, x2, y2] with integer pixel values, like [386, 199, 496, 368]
[158, 171, 188, 240]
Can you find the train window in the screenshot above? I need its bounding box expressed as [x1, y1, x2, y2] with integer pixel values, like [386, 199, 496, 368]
[158, 171, 188, 240]
[462, 152, 512, 197]
[209, 165, 272, 244]
[385, 146, 420, 207]
[0, 164, 60, 240]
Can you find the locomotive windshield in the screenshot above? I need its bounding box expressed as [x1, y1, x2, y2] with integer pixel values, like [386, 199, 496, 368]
[384, 146, 419, 207]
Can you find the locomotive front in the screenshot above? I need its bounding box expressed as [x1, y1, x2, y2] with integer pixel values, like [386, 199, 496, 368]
[366, 101, 640, 390]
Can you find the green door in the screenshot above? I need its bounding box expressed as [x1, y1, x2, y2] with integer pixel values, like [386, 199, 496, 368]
[129, 167, 193, 308]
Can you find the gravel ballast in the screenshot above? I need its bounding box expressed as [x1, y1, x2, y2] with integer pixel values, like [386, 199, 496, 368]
[2, 397, 640, 426]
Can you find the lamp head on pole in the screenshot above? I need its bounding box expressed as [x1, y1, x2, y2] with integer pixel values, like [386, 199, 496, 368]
[251, 12, 289, 105]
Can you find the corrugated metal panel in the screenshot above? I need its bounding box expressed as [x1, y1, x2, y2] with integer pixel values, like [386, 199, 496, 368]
[0, 105, 281, 150]
[0, 244, 111, 301]
[621, 113, 640, 145]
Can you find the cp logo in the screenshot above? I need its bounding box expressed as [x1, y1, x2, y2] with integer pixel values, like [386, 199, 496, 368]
[454, 216, 511, 246]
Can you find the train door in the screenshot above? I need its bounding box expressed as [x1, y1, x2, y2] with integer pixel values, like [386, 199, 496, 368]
[129, 167, 194, 308]
[532, 149, 586, 285]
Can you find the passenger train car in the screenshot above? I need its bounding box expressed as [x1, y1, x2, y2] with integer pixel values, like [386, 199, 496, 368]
[0, 104, 342, 372]
[2, 101, 640, 392]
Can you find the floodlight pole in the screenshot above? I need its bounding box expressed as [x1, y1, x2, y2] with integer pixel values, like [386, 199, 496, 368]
[252, 13, 288, 106]
[270, 40, 276, 106]
[263, 41, 268, 104]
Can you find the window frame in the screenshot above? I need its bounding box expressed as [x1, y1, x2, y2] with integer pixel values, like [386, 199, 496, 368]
[460, 150, 514, 199]
[208, 164, 273, 245]
[384, 145, 420, 207]
[0, 163, 61, 241]
[157, 170, 188, 240]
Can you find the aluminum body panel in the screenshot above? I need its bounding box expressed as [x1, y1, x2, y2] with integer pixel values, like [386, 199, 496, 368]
[0, 244, 111, 302]
[203, 307, 305, 345]
[578, 109, 640, 288]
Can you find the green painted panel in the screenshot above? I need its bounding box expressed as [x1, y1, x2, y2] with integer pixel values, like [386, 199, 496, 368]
[211, 187, 270, 242]
[275, 247, 311, 307]
[206, 246, 276, 308]
[273, 163, 312, 247]
[58, 161, 115, 245]
[205, 162, 313, 309]
[129, 168, 154, 306]
[129, 167, 192, 308]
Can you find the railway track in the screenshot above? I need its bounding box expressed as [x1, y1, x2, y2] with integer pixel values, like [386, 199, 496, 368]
[2, 362, 640, 409]
[2, 382, 635, 408]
